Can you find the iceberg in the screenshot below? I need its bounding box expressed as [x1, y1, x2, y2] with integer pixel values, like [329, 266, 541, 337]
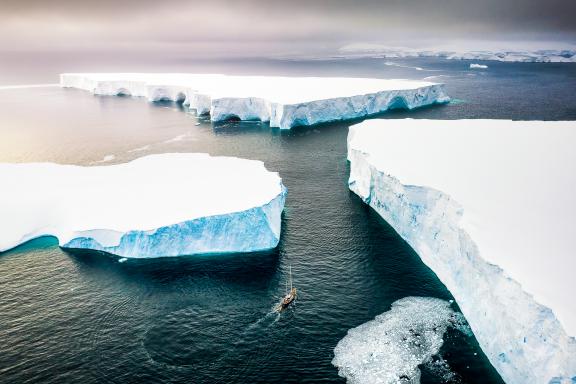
[332, 297, 471, 384]
[347, 119, 576, 383]
[0, 154, 286, 258]
[60, 73, 450, 130]
[470, 63, 488, 69]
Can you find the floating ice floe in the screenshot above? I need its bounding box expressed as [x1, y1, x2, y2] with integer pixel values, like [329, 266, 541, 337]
[347, 119, 576, 383]
[0, 154, 286, 258]
[332, 297, 470, 384]
[60, 73, 450, 130]
[469, 63, 488, 69]
[92, 154, 116, 164]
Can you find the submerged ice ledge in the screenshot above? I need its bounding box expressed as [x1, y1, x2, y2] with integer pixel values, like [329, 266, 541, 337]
[347, 120, 576, 383]
[60, 73, 449, 129]
[0, 154, 286, 258]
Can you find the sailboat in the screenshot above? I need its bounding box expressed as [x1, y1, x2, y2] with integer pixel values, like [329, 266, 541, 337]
[278, 265, 297, 311]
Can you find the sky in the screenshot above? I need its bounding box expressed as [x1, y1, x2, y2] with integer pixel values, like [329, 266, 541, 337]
[1, 0, 575, 56]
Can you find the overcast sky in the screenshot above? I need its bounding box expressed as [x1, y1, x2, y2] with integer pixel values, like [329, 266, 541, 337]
[1, 0, 575, 55]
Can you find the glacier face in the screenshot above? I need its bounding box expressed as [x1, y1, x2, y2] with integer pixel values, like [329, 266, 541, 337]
[0, 154, 286, 258]
[60, 73, 449, 129]
[347, 120, 576, 384]
[332, 297, 471, 384]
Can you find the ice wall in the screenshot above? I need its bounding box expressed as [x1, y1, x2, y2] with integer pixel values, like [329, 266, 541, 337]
[347, 119, 576, 383]
[0, 154, 286, 258]
[60, 73, 449, 129]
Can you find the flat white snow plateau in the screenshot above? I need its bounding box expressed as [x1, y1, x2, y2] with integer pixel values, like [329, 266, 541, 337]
[347, 119, 576, 383]
[0, 154, 286, 258]
[60, 73, 449, 129]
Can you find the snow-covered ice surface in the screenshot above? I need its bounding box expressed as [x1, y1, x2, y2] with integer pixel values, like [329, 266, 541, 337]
[0, 153, 286, 258]
[338, 43, 576, 63]
[60, 73, 449, 129]
[332, 297, 471, 384]
[347, 119, 576, 384]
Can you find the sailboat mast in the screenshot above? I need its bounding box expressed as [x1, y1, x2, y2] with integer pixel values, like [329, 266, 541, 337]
[289, 265, 293, 290]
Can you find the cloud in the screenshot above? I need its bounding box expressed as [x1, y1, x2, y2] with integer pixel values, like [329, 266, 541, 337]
[0, 0, 574, 54]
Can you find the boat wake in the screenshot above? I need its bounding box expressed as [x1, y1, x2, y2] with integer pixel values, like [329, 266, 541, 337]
[384, 61, 425, 71]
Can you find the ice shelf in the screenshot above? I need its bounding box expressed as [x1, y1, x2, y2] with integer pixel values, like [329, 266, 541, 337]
[347, 119, 576, 383]
[0, 153, 286, 258]
[338, 43, 576, 63]
[60, 73, 449, 129]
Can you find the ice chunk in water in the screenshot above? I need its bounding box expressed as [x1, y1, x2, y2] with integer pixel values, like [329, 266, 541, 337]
[332, 297, 469, 384]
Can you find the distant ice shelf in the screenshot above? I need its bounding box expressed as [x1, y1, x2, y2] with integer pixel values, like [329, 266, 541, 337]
[347, 119, 576, 383]
[338, 43, 576, 63]
[0, 154, 286, 258]
[60, 73, 450, 130]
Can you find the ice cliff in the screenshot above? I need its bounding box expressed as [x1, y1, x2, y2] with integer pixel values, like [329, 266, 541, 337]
[347, 119, 576, 383]
[0, 154, 286, 258]
[60, 73, 449, 129]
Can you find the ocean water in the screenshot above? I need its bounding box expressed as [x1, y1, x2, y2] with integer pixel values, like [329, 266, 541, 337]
[0, 57, 575, 383]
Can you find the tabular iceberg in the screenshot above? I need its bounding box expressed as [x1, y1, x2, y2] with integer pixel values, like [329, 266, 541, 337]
[0, 154, 286, 258]
[60, 73, 449, 130]
[347, 119, 576, 383]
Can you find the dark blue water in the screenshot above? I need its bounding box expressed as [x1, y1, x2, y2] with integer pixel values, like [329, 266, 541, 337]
[1, 57, 574, 383]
